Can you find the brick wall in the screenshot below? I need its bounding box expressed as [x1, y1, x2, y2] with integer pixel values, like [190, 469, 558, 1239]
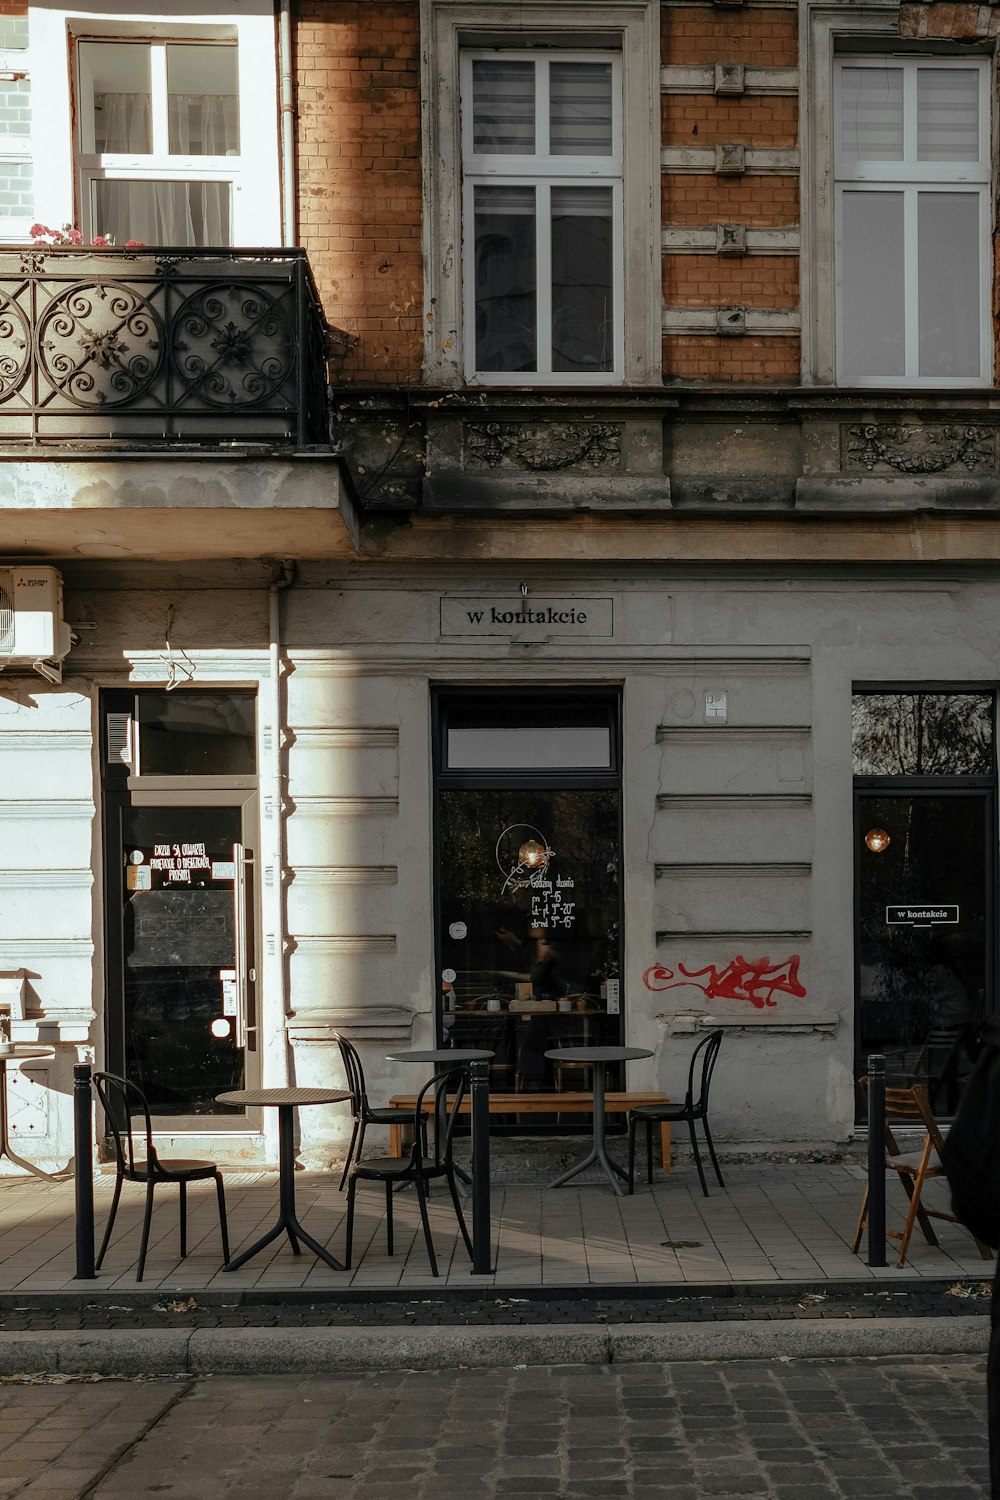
[660, 5, 800, 384]
[661, 6, 798, 67]
[663, 176, 799, 229]
[663, 335, 800, 383]
[662, 96, 797, 150]
[295, 0, 803, 389]
[664, 256, 799, 309]
[294, 0, 423, 385]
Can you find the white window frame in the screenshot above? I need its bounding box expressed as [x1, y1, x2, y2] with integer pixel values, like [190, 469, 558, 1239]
[801, 1, 995, 387]
[26, 3, 281, 250]
[76, 35, 240, 245]
[461, 50, 624, 385]
[0, 38, 34, 246]
[422, 0, 660, 389]
[833, 55, 992, 388]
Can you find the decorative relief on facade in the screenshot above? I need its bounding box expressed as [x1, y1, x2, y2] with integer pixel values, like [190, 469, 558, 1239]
[465, 421, 623, 472]
[846, 423, 995, 475]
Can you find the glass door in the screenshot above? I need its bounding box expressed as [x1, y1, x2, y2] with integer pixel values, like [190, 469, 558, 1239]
[853, 688, 997, 1118]
[434, 690, 623, 1128]
[105, 793, 258, 1127]
[101, 688, 260, 1131]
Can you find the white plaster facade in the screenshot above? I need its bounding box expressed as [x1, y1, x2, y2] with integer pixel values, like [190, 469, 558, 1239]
[3, 557, 995, 1168]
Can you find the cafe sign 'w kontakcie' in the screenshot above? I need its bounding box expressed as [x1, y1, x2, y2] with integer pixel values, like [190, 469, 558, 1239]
[886, 905, 959, 926]
[440, 596, 613, 639]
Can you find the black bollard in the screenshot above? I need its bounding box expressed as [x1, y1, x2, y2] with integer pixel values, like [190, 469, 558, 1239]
[73, 1063, 95, 1280]
[469, 1057, 493, 1274]
[866, 1053, 887, 1268]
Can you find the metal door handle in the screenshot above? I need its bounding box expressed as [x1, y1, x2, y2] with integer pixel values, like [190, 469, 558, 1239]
[233, 843, 250, 1048]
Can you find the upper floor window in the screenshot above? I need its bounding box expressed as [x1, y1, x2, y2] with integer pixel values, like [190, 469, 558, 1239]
[461, 50, 624, 385]
[424, 1, 659, 390]
[76, 38, 239, 245]
[0, 13, 33, 243]
[834, 57, 991, 386]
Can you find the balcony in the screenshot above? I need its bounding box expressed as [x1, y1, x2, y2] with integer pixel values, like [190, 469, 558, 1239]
[0, 246, 332, 446]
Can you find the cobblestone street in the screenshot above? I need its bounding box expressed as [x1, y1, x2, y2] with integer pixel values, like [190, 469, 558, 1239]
[0, 1356, 989, 1500]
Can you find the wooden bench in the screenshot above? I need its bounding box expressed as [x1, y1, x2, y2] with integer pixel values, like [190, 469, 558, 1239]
[387, 1091, 672, 1174]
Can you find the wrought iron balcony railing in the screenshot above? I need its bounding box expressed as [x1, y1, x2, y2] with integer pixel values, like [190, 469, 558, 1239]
[0, 246, 331, 445]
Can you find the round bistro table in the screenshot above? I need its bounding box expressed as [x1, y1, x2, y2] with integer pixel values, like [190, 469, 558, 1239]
[216, 1086, 351, 1272]
[543, 1045, 654, 1196]
[0, 1045, 56, 1178]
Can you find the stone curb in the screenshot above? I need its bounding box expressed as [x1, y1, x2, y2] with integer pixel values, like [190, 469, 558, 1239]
[0, 1317, 987, 1376]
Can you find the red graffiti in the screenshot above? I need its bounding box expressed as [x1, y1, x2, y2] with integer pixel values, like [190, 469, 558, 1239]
[642, 955, 807, 1010]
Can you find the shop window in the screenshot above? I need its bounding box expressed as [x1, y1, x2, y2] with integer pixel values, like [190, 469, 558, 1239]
[852, 691, 994, 777]
[853, 688, 996, 1120]
[834, 57, 991, 386]
[435, 692, 623, 1122]
[76, 37, 240, 246]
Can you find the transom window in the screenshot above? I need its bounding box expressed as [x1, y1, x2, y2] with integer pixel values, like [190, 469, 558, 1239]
[834, 57, 991, 386]
[76, 38, 240, 246]
[852, 691, 995, 777]
[461, 51, 623, 384]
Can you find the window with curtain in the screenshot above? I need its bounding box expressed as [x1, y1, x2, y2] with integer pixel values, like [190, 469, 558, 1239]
[461, 51, 623, 384]
[77, 39, 239, 247]
[834, 57, 990, 386]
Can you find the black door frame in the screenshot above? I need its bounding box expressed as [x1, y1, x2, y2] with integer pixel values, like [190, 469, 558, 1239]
[431, 686, 625, 1120]
[100, 689, 262, 1133]
[852, 778, 998, 1107]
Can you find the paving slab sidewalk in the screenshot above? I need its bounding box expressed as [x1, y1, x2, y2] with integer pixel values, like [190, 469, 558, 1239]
[0, 1160, 992, 1373]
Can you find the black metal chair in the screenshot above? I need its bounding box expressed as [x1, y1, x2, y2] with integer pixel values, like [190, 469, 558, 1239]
[627, 1029, 725, 1197]
[334, 1032, 421, 1191]
[343, 1067, 472, 1277]
[91, 1071, 230, 1281]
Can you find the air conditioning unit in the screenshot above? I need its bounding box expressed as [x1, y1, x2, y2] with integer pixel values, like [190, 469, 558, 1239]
[0, 567, 73, 684]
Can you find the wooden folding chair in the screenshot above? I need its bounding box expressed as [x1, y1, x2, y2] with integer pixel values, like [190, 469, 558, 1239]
[851, 1079, 993, 1268]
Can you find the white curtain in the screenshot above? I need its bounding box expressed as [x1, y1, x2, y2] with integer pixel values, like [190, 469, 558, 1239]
[95, 90, 238, 157]
[95, 92, 150, 154]
[168, 94, 239, 156]
[90, 89, 234, 245]
[94, 180, 231, 247]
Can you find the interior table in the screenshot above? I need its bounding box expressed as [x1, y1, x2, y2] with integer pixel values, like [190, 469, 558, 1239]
[216, 1086, 351, 1272]
[543, 1045, 654, 1195]
[384, 1048, 493, 1186]
[0, 1046, 56, 1178]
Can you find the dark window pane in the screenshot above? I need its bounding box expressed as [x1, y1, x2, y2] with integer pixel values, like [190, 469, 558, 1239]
[138, 691, 256, 775]
[474, 184, 536, 371]
[551, 185, 613, 372]
[122, 804, 245, 1114]
[852, 692, 994, 776]
[857, 792, 986, 1114]
[439, 787, 622, 1093]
